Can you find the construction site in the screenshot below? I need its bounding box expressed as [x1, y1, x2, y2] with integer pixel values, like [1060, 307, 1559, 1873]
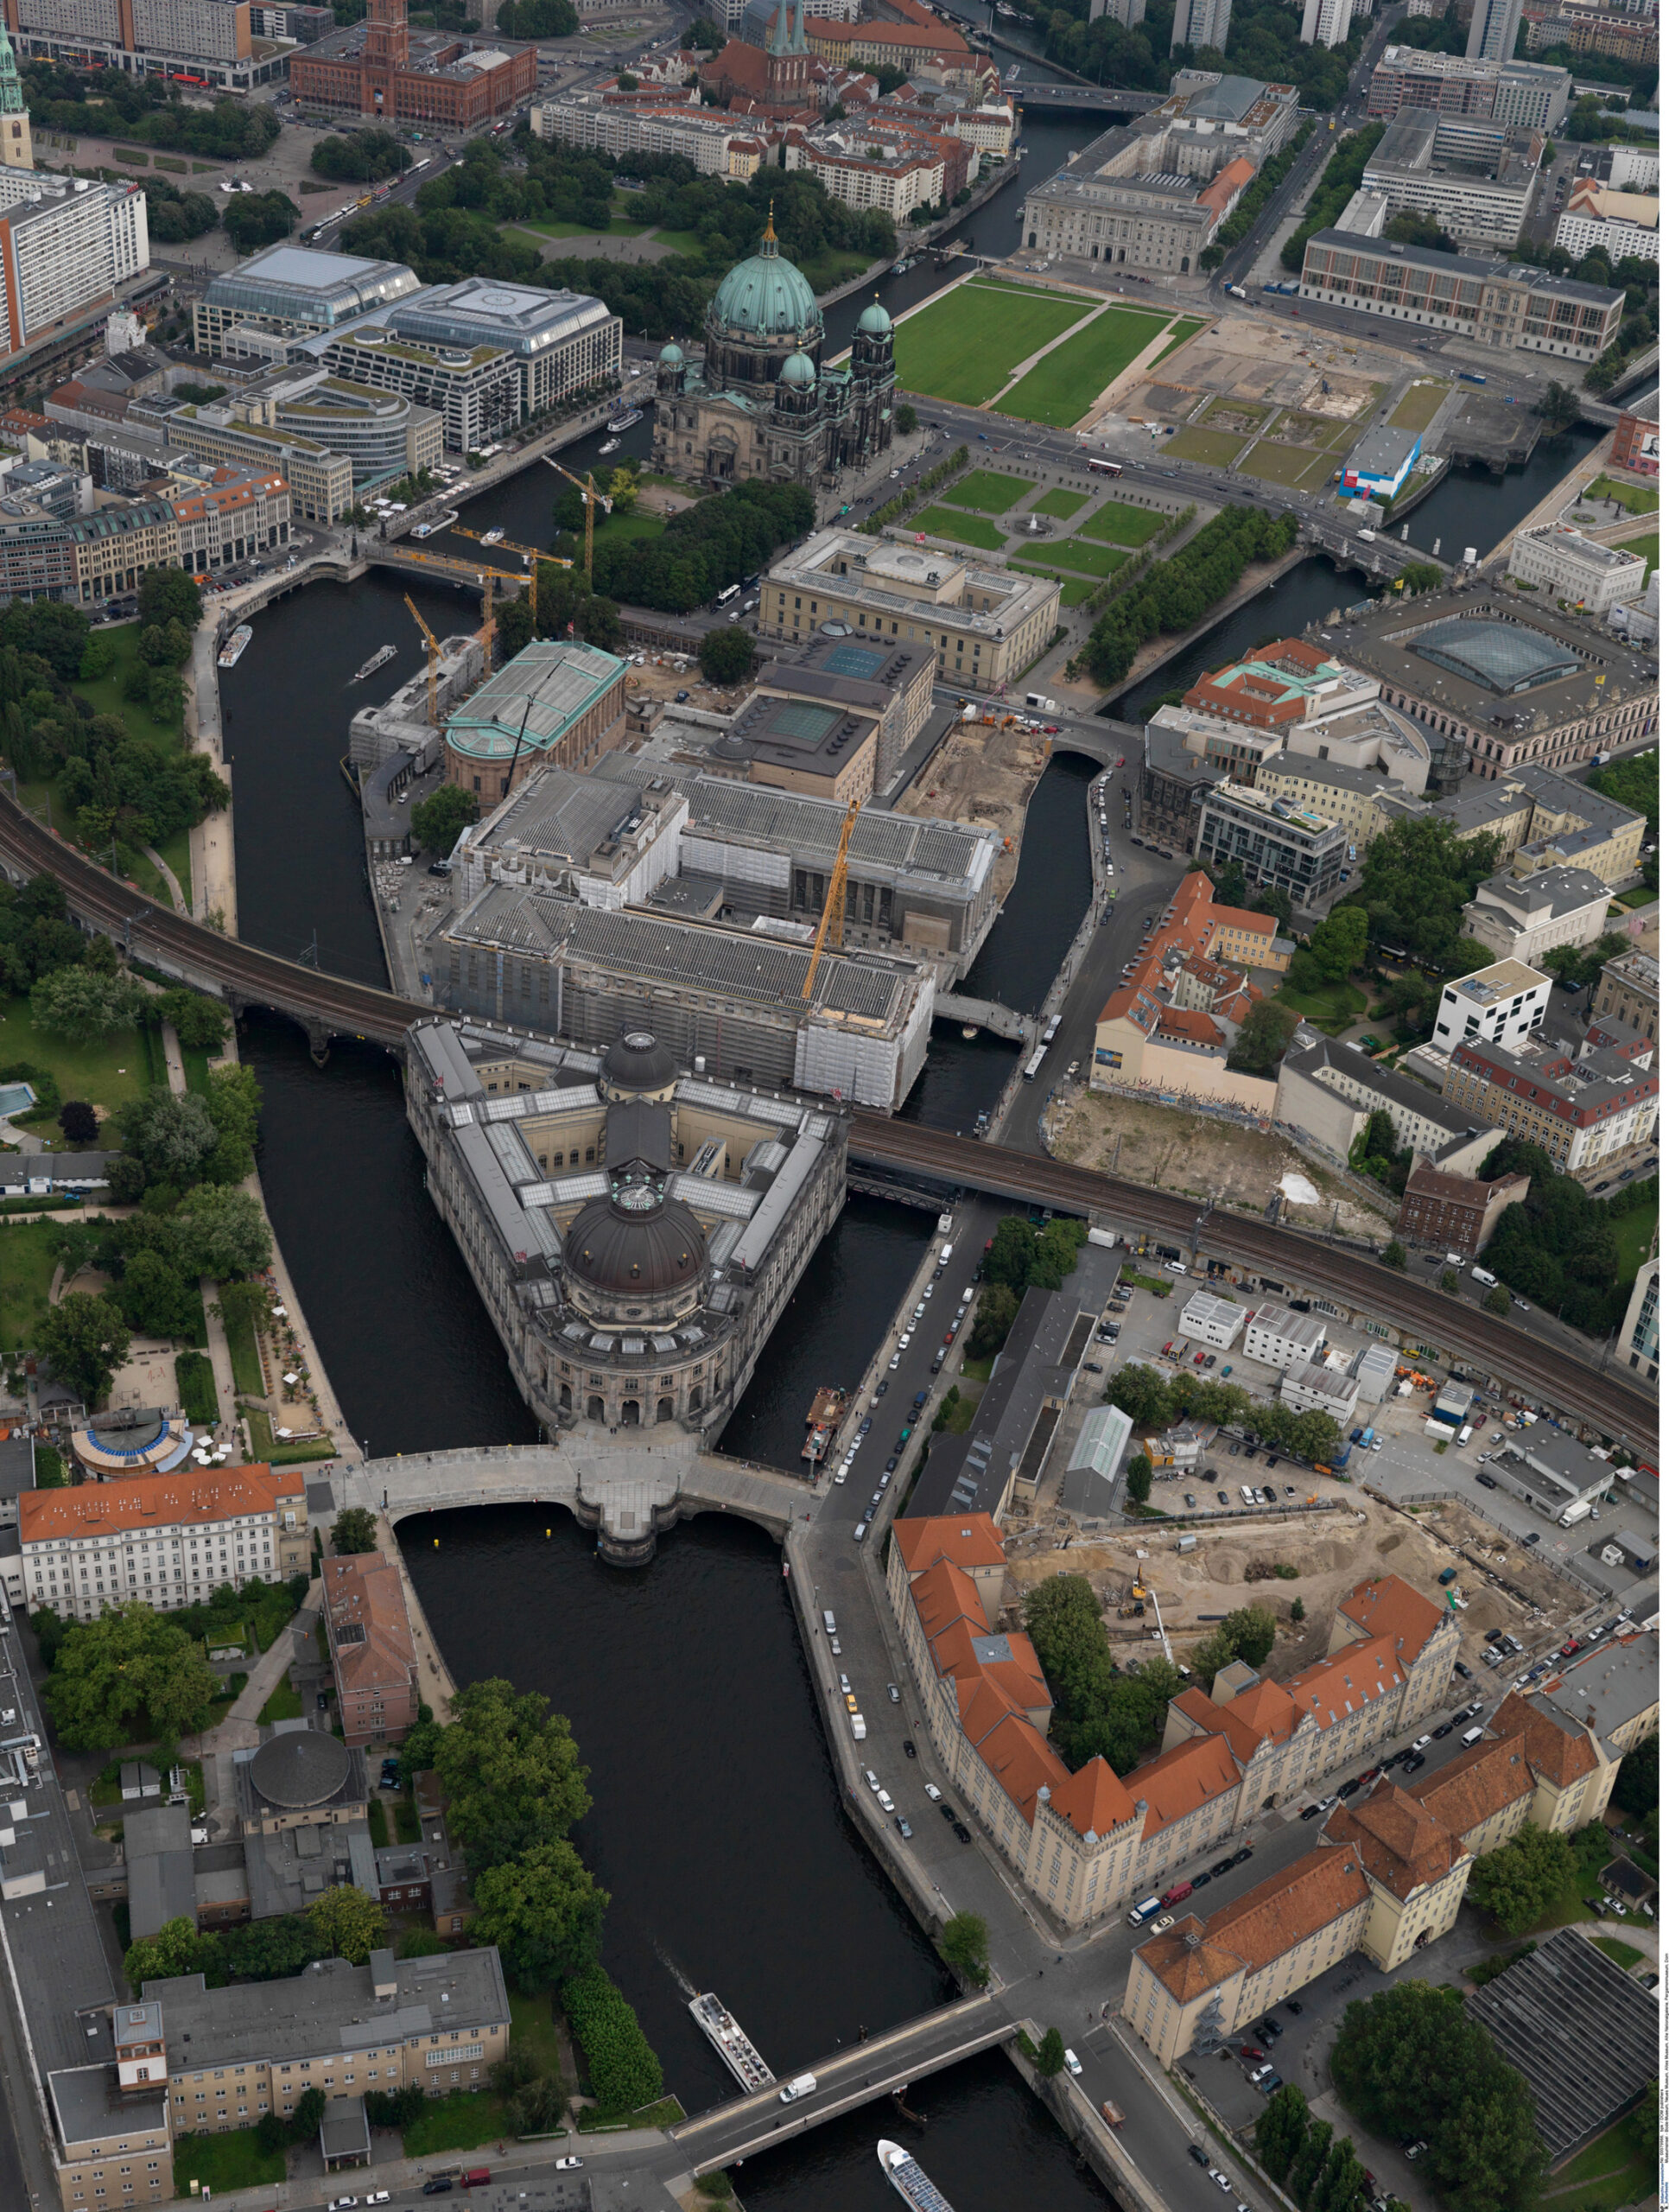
[892, 708, 1054, 906]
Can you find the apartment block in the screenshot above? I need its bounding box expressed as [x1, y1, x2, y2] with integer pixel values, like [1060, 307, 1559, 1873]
[0, 175, 148, 365]
[1591, 949, 1657, 1041]
[1431, 958, 1551, 1058]
[322, 1550, 420, 1746]
[1193, 782, 1347, 908]
[20, 1465, 308, 1619]
[166, 459, 290, 575]
[1443, 1029, 1659, 1173]
[534, 91, 775, 178]
[1463, 861, 1613, 966]
[1395, 1157, 1532, 1256]
[1619, 1255, 1657, 1379]
[1368, 45, 1571, 130]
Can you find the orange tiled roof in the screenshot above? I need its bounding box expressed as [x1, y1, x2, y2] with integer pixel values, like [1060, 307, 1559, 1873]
[1128, 1730, 1241, 1840]
[1135, 1915, 1245, 2001]
[1408, 1733, 1534, 1841]
[911, 1556, 987, 1646]
[324, 1551, 417, 1699]
[1496, 1691, 1599, 1788]
[1198, 155, 1256, 219]
[1156, 1006, 1221, 1046]
[21, 1464, 292, 1543]
[893, 1513, 1006, 1574]
[1050, 1755, 1137, 1840]
[1140, 1846, 1372, 1999]
[1286, 1633, 1402, 1731]
[1223, 1675, 1304, 1745]
[1336, 1573, 1444, 1658]
[976, 1709, 1071, 1823]
[1323, 1779, 1461, 1897]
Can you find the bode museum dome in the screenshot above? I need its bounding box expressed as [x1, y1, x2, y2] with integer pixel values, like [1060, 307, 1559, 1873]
[652, 210, 896, 493]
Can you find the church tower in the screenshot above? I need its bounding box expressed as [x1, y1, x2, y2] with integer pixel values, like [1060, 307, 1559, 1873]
[361, 0, 409, 115]
[0, 24, 32, 173]
[765, 0, 809, 108]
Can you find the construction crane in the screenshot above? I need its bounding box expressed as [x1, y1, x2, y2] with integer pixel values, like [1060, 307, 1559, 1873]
[543, 456, 612, 584]
[802, 797, 860, 1001]
[453, 527, 572, 628]
[403, 594, 442, 725]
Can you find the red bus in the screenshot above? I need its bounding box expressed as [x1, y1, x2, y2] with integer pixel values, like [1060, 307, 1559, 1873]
[1087, 456, 1122, 477]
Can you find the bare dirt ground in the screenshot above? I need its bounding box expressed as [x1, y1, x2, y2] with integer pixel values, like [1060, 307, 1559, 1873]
[995, 1484, 1552, 1681]
[893, 714, 1050, 903]
[1126, 318, 1390, 425]
[1048, 1089, 1393, 1239]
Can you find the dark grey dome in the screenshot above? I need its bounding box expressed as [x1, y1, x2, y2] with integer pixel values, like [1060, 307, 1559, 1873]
[567, 1177, 706, 1297]
[599, 1028, 679, 1096]
[250, 1728, 352, 1809]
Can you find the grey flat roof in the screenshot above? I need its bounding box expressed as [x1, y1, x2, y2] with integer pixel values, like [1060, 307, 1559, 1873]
[1540, 1629, 1659, 1745]
[50, 2062, 168, 2152]
[148, 1947, 510, 2069]
[1463, 1926, 1656, 2158]
[1285, 1030, 1487, 1140]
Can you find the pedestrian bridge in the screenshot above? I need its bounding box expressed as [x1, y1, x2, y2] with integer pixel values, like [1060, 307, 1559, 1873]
[936, 992, 1031, 1042]
[344, 1439, 809, 1566]
[671, 1993, 1013, 2171]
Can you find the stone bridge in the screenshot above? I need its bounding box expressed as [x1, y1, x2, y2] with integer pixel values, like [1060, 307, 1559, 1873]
[936, 991, 1033, 1042]
[342, 1436, 810, 1565]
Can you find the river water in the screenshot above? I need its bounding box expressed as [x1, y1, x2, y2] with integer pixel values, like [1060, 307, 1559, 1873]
[219, 123, 1609, 2204]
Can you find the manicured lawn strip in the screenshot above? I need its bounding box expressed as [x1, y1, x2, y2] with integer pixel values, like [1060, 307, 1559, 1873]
[1001, 306, 1170, 429]
[1619, 531, 1657, 576]
[518, 214, 647, 238]
[257, 1670, 302, 1725]
[173, 2130, 284, 2196]
[1031, 486, 1088, 519]
[1244, 440, 1333, 488]
[1587, 474, 1657, 514]
[894, 283, 1088, 406]
[1056, 575, 1100, 607]
[1077, 499, 1164, 547]
[1533, 2109, 1652, 2212]
[1273, 980, 1367, 1032]
[912, 505, 1006, 550]
[796, 248, 869, 293]
[402, 2090, 511, 2158]
[937, 468, 1036, 514]
[650, 228, 707, 257]
[224, 1306, 265, 1396]
[1609, 1198, 1655, 1278]
[1389, 379, 1452, 432]
[1149, 317, 1203, 365]
[1010, 539, 1127, 579]
[1167, 426, 1246, 467]
[579, 2095, 684, 2132]
[510, 1988, 566, 2080]
[1587, 1935, 1647, 1969]
[0, 1218, 61, 1355]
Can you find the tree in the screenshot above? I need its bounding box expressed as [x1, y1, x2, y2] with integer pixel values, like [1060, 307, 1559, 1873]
[200, 1060, 261, 1184]
[156, 988, 230, 1051]
[1291, 1597, 1304, 1622]
[398, 1700, 443, 1785]
[1036, 2026, 1066, 2077]
[1469, 1826, 1574, 1936]
[38, 1291, 130, 1406]
[29, 964, 148, 1044]
[895, 402, 917, 434]
[1220, 1604, 1279, 1666]
[45, 1602, 216, 1750]
[411, 782, 479, 856]
[124, 1914, 223, 1997]
[1255, 2081, 1310, 2183]
[1538, 380, 1582, 428]
[1125, 1452, 1152, 1507]
[434, 1678, 592, 1872]
[1395, 562, 1444, 595]
[117, 1249, 199, 1340]
[968, 1281, 1019, 1357]
[1228, 998, 1299, 1076]
[331, 1506, 379, 1555]
[472, 1839, 607, 1988]
[287, 2086, 327, 2145]
[1439, 1268, 1459, 1294]
[173, 1184, 272, 1280]
[311, 128, 411, 181]
[58, 1099, 98, 1145]
[137, 567, 202, 632]
[115, 1089, 218, 1185]
[1613, 1732, 1656, 1818]
[1483, 1282, 1510, 1315]
[1306, 904, 1368, 985]
[561, 1965, 663, 2113]
[224, 189, 298, 252]
[308, 1884, 386, 1965]
[364, 2080, 427, 2131]
[1288, 2117, 1334, 2207]
[1107, 1362, 1171, 1429]
[939, 1910, 990, 1986]
[697, 625, 756, 686]
[1382, 1238, 1406, 1269]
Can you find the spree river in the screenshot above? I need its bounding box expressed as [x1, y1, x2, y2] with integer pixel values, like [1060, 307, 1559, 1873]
[217, 121, 1611, 2202]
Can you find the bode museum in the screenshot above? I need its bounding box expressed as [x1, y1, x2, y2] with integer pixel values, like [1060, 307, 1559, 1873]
[653, 212, 898, 491]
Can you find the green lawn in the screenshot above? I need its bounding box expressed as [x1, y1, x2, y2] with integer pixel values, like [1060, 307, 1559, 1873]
[1588, 1935, 1647, 1968]
[1008, 559, 1111, 601]
[912, 505, 1006, 551]
[1031, 486, 1088, 520]
[510, 1988, 566, 2080]
[518, 214, 647, 238]
[258, 1669, 303, 1725]
[1149, 317, 1204, 366]
[796, 247, 869, 294]
[1587, 474, 1658, 515]
[579, 2094, 684, 2131]
[938, 468, 1035, 514]
[1388, 379, 1452, 432]
[1054, 536, 1129, 576]
[224, 1305, 265, 1395]
[402, 2090, 511, 2158]
[0, 990, 152, 1123]
[1167, 426, 1247, 467]
[893, 281, 1088, 406]
[1533, 2109, 1652, 2212]
[1077, 499, 1164, 547]
[1619, 531, 1658, 578]
[1000, 306, 1170, 428]
[650, 227, 708, 257]
[1274, 980, 1368, 1033]
[173, 2130, 285, 2196]
[0, 1217, 63, 1355]
[1243, 440, 1334, 489]
[1609, 1198, 1656, 1279]
[73, 623, 184, 747]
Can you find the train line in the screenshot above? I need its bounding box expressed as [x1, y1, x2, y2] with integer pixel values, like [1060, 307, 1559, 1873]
[851, 1116, 1656, 1451]
[0, 794, 1650, 1449]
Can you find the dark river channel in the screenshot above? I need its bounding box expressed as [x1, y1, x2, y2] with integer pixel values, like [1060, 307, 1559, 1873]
[217, 112, 1613, 2199]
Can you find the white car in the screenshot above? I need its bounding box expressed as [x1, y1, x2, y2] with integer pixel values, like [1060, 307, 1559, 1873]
[554, 2157, 585, 2170]
[834, 1471, 847, 1484]
[367, 2197, 391, 2208]
[1411, 1734, 1432, 1752]
[839, 1673, 851, 1694]
[1211, 2172, 1233, 2195]
[1063, 2048, 1082, 2075]
[924, 1783, 942, 1802]
[864, 1769, 880, 1792]
[328, 2199, 359, 2210]
[878, 1789, 895, 1813]
[888, 1354, 901, 1370]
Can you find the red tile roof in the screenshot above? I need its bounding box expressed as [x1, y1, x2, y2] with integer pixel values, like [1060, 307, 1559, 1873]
[1127, 1730, 1241, 1840]
[1139, 1846, 1372, 1999]
[1408, 1732, 1535, 1840]
[1050, 1756, 1137, 1840]
[1323, 1779, 1461, 1897]
[21, 1464, 295, 1543]
[1286, 1633, 1402, 1731]
[1336, 1574, 1444, 1660]
[894, 1513, 1006, 1574]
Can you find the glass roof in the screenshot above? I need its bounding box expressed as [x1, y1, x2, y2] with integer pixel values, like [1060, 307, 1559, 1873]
[1412, 619, 1583, 696]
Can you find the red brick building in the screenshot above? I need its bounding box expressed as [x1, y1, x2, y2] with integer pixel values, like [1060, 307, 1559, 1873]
[291, 0, 536, 127]
[1396, 1156, 1531, 1259]
[1609, 405, 1659, 481]
[322, 1550, 421, 1746]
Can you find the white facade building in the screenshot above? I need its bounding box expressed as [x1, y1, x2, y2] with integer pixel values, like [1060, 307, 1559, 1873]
[1431, 959, 1551, 1058]
[1177, 1290, 1247, 1349]
[1242, 1302, 1328, 1372]
[532, 94, 769, 179]
[1509, 521, 1650, 612]
[1555, 204, 1659, 264]
[1301, 0, 1355, 49]
[0, 173, 148, 362]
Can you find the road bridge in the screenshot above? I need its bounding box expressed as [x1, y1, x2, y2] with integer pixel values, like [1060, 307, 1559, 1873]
[935, 991, 1031, 1041]
[671, 1993, 1012, 2172]
[1011, 81, 1167, 111]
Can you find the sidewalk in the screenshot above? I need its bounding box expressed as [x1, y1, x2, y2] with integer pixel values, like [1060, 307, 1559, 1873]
[192, 1579, 321, 1764]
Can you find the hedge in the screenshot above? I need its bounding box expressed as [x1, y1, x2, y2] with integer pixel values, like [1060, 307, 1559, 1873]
[561, 1965, 663, 2114]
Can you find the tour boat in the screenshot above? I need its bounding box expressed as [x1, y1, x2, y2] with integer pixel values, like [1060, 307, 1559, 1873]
[803, 1384, 847, 1463]
[607, 407, 644, 432]
[479, 526, 505, 546]
[879, 2140, 955, 2212]
[689, 1993, 774, 2093]
[217, 625, 251, 670]
[598, 437, 620, 456]
[353, 644, 397, 682]
[412, 510, 459, 539]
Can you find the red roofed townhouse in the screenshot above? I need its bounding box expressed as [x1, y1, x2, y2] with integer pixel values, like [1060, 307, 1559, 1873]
[323, 1551, 421, 1746]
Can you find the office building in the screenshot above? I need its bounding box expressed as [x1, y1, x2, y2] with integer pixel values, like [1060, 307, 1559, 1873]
[1274, 1029, 1499, 1174]
[374, 278, 621, 423]
[1301, 0, 1355, 49]
[1193, 781, 1347, 908]
[0, 493, 73, 600]
[134, 395, 352, 522]
[405, 1020, 854, 1435]
[762, 526, 1059, 694]
[289, 0, 536, 125]
[1431, 957, 1551, 1058]
[165, 459, 290, 575]
[194, 245, 422, 358]
[64, 499, 177, 606]
[1462, 861, 1613, 965]
[1468, 0, 1524, 63]
[1368, 46, 1571, 129]
[1361, 114, 1539, 246]
[1138, 721, 1228, 849]
[1509, 520, 1650, 611]
[1556, 181, 1659, 264]
[1177, 1291, 1247, 1348]
[1298, 232, 1624, 363]
[1316, 594, 1658, 784]
[1241, 1301, 1327, 1370]
[1171, 0, 1231, 48]
[1619, 1254, 1657, 1381]
[298, 320, 518, 456]
[442, 639, 628, 800]
[1253, 753, 1415, 855]
[18, 1465, 309, 1621]
[1591, 949, 1657, 1042]
[653, 216, 894, 495]
[1444, 1027, 1659, 1173]
[1396, 1156, 1532, 1256]
[199, 365, 444, 488]
[322, 1551, 420, 1747]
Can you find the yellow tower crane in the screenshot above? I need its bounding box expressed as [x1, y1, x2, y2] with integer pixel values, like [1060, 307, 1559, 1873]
[543, 456, 612, 585]
[802, 797, 860, 1001]
[453, 527, 572, 629]
[403, 594, 442, 725]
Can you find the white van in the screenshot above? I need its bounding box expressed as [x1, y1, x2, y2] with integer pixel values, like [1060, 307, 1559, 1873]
[854, 1522, 868, 1543]
[940, 1242, 954, 1265]
[1240, 1485, 1259, 1507]
[822, 1610, 836, 1637]
[1456, 1424, 1474, 1447]
[1461, 1726, 1487, 1747]
[779, 2073, 817, 2102]
[1471, 1266, 1498, 1288]
[850, 1712, 866, 1741]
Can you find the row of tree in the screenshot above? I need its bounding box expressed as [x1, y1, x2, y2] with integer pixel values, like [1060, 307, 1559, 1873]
[1480, 1137, 1654, 1338]
[1280, 124, 1387, 274]
[1255, 2087, 1373, 2212]
[1078, 507, 1299, 688]
[1104, 1362, 1344, 1470]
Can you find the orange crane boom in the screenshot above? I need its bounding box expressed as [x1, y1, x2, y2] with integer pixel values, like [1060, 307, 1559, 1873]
[543, 457, 612, 585]
[403, 594, 441, 725]
[802, 797, 860, 1000]
[454, 526, 572, 628]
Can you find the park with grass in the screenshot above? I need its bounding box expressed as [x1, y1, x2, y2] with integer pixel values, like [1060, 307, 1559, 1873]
[903, 460, 1174, 608]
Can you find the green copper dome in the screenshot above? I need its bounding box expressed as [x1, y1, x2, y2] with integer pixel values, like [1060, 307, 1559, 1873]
[857, 298, 892, 335]
[779, 351, 815, 385]
[710, 213, 820, 340]
[659, 340, 685, 364]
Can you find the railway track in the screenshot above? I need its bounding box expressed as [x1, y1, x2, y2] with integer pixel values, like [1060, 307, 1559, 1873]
[0, 793, 1650, 1447]
[851, 1115, 1656, 1450]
